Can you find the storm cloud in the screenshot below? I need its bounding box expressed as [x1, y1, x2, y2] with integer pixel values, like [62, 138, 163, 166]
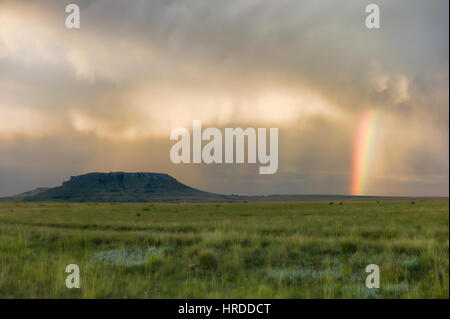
[0, 0, 448, 196]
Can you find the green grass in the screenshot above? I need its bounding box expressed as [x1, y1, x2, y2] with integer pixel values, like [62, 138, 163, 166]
[0, 200, 448, 298]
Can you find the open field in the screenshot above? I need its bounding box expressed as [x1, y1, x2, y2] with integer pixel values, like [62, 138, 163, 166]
[0, 200, 448, 298]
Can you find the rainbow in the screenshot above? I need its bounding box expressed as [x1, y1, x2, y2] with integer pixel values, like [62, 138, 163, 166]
[351, 109, 380, 196]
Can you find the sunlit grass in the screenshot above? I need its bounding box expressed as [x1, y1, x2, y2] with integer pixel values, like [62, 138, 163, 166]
[0, 200, 448, 298]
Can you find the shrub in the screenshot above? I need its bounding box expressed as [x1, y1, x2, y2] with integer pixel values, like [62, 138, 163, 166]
[198, 248, 218, 269]
[243, 249, 267, 267]
[340, 242, 358, 254]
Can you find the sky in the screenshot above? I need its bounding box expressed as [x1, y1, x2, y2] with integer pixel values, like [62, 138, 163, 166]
[0, 0, 448, 197]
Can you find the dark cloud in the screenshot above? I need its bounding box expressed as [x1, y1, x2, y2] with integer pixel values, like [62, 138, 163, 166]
[0, 0, 448, 196]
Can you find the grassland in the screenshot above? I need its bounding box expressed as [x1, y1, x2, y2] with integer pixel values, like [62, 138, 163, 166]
[0, 200, 448, 298]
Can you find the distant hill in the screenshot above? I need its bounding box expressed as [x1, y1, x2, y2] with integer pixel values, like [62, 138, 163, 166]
[1, 172, 446, 202]
[7, 187, 51, 199]
[3, 172, 226, 202]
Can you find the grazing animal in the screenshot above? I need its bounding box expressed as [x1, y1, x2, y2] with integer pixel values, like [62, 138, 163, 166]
[329, 202, 334, 205]
[339, 202, 343, 205]
[411, 201, 415, 205]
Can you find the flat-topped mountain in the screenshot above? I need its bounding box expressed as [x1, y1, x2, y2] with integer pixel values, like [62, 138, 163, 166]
[5, 172, 225, 202]
[2, 172, 441, 203]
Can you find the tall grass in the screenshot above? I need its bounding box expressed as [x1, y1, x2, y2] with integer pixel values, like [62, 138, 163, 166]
[0, 200, 448, 298]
